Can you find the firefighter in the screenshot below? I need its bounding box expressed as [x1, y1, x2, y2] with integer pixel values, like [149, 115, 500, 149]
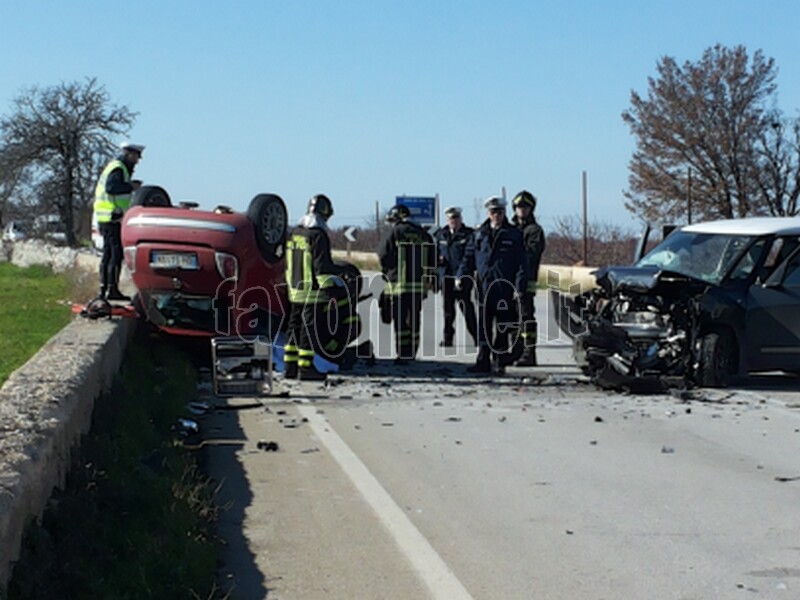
[284, 194, 354, 381]
[93, 141, 144, 301]
[458, 196, 527, 375]
[434, 206, 477, 347]
[511, 190, 546, 366]
[379, 204, 436, 363]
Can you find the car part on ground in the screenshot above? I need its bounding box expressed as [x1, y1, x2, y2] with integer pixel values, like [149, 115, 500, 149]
[212, 336, 273, 396]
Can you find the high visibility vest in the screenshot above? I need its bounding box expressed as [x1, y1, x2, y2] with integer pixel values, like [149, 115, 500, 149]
[93, 160, 131, 224]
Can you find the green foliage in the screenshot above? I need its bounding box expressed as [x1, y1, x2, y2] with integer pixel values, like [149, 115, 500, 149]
[5, 337, 224, 600]
[0, 263, 71, 386]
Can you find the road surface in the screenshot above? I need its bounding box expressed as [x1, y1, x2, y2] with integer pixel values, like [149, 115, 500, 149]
[202, 289, 800, 599]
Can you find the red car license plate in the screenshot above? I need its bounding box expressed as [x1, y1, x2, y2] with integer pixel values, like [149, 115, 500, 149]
[150, 251, 199, 270]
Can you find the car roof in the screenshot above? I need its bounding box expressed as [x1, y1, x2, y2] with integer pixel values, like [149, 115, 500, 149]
[682, 216, 800, 236]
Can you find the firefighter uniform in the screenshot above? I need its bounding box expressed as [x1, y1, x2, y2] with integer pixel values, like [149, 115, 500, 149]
[511, 190, 546, 366]
[379, 205, 436, 362]
[285, 194, 355, 381]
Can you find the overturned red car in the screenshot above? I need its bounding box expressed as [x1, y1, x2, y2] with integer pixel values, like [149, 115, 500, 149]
[121, 186, 289, 336]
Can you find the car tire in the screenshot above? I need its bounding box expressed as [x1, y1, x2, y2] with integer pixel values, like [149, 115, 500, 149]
[333, 260, 364, 297]
[247, 194, 288, 264]
[697, 330, 736, 388]
[132, 185, 172, 207]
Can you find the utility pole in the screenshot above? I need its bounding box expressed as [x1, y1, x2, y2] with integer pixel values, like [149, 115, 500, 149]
[687, 167, 693, 225]
[582, 171, 588, 266]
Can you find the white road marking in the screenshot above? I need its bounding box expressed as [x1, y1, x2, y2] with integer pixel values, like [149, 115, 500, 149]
[296, 403, 475, 600]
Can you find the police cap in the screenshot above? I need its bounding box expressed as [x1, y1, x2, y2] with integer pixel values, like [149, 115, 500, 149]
[120, 141, 145, 155]
[483, 196, 506, 211]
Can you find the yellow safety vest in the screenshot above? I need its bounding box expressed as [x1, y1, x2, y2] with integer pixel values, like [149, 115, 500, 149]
[93, 160, 131, 224]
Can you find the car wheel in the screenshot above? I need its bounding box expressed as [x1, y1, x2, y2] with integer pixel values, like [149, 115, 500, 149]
[697, 331, 736, 388]
[333, 260, 364, 297]
[247, 194, 288, 264]
[132, 185, 172, 207]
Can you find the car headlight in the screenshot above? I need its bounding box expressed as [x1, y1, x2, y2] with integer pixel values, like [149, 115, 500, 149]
[124, 246, 137, 273]
[215, 252, 238, 281]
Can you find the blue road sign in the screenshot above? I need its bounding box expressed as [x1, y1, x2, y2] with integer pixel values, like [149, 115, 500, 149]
[396, 196, 436, 226]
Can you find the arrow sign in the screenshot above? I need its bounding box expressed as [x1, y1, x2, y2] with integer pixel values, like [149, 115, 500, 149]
[345, 226, 357, 243]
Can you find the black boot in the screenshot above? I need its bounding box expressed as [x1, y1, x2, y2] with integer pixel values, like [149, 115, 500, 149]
[106, 287, 131, 302]
[516, 347, 537, 367]
[492, 354, 506, 376]
[439, 337, 454, 347]
[299, 365, 327, 381]
[284, 361, 298, 379]
[98, 286, 107, 300]
[467, 350, 491, 374]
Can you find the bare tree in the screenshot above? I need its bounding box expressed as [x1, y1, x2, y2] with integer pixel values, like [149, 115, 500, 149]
[751, 114, 800, 216]
[0, 78, 136, 245]
[548, 215, 638, 267]
[622, 44, 800, 222]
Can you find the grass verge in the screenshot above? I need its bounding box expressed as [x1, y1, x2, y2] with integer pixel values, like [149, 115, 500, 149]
[4, 331, 226, 600]
[0, 263, 72, 386]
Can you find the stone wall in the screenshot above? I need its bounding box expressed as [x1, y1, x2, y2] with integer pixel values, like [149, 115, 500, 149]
[0, 239, 132, 587]
[0, 317, 134, 586]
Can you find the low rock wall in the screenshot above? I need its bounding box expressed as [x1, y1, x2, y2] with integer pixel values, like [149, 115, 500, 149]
[0, 239, 132, 588]
[0, 317, 134, 586]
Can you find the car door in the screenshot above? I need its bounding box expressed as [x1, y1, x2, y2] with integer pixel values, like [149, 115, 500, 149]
[745, 242, 800, 372]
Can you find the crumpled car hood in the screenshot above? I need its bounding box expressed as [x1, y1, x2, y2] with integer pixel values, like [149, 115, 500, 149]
[594, 266, 709, 297]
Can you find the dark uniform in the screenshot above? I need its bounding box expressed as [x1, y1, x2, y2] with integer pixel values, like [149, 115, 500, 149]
[511, 190, 546, 366]
[458, 196, 527, 375]
[379, 205, 436, 362]
[434, 207, 477, 346]
[285, 194, 357, 381]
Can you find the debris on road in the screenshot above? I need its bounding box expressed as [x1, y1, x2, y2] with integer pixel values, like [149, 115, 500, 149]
[257, 440, 279, 452]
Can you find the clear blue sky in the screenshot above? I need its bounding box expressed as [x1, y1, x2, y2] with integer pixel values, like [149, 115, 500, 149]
[2, 1, 800, 231]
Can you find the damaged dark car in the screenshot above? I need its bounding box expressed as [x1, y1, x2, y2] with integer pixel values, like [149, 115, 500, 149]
[553, 217, 800, 390]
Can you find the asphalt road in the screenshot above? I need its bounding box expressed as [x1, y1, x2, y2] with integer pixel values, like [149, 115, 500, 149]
[202, 287, 800, 600]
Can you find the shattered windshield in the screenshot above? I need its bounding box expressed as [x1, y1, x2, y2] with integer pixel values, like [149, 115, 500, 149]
[636, 231, 757, 284]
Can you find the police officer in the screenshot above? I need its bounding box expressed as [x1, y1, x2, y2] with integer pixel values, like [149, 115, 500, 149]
[379, 204, 436, 363]
[434, 206, 477, 347]
[93, 141, 144, 301]
[511, 190, 546, 366]
[458, 196, 527, 375]
[284, 194, 351, 381]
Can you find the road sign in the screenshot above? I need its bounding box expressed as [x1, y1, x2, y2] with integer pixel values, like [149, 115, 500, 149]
[344, 226, 357, 243]
[396, 196, 437, 226]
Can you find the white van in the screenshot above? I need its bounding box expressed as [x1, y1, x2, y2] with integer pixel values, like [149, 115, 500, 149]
[2, 221, 26, 243]
[33, 214, 67, 244]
